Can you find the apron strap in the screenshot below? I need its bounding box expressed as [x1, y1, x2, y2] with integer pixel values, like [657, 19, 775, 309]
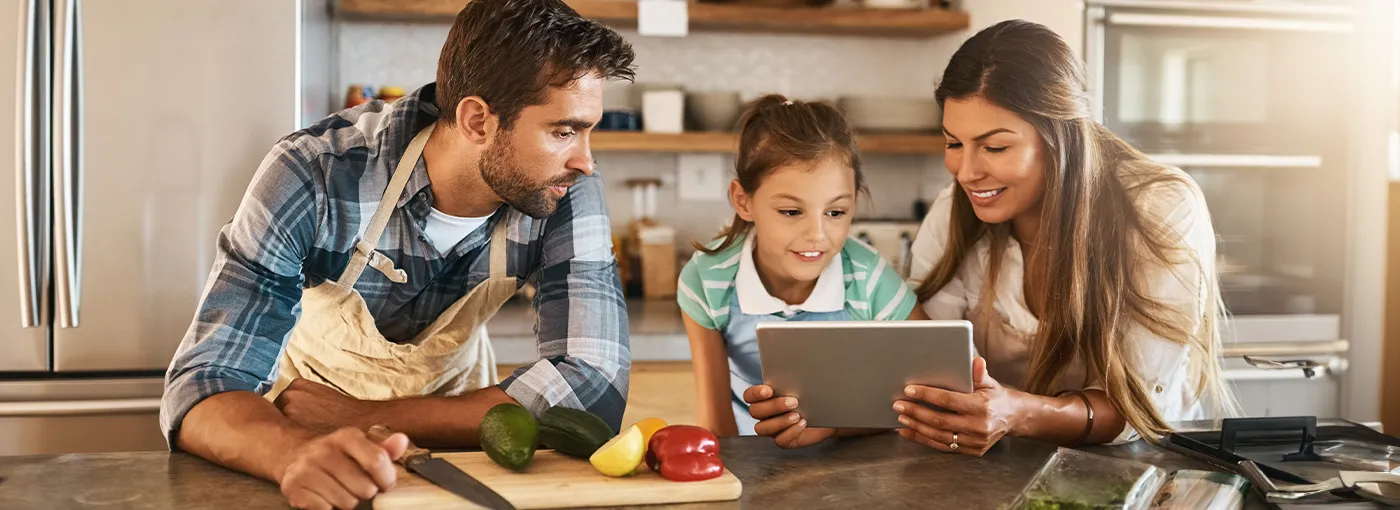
[338, 124, 435, 287]
[488, 214, 511, 280]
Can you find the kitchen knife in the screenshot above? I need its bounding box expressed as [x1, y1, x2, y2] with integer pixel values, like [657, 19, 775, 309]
[365, 425, 517, 510]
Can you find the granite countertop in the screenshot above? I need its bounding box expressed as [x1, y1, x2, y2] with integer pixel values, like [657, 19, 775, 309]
[488, 298, 690, 364]
[0, 434, 1292, 509]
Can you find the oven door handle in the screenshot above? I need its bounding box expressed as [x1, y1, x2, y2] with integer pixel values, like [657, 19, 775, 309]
[1144, 154, 1323, 169]
[1105, 12, 1353, 34]
[1225, 356, 1348, 381]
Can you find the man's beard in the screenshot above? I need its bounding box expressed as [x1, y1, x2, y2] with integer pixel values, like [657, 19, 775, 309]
[478, 139, 576, 219]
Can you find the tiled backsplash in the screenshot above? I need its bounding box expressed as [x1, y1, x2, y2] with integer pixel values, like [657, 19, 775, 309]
[331, 0, 1084, 249]
[600, 152, 946, 247]
[336, 25, 955, 110]
[337, 21, 954, 247]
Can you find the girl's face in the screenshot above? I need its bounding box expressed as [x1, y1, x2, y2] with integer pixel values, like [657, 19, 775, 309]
[942, 94, 1047, 225]
[732, 158, 857, 286]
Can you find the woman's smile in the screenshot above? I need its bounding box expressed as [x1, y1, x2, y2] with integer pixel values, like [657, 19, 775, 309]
[965, 186, 1007, 206]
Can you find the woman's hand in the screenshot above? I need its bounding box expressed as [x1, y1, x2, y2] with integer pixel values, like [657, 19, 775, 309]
[894, 357, 1025, 457]
[743, 385, 836, 449]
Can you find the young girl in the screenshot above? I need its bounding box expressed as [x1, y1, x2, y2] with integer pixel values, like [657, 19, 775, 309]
[676, 95, 916, 444]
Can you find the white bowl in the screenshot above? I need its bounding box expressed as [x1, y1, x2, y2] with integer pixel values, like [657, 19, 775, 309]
[838, 96, 941, 133]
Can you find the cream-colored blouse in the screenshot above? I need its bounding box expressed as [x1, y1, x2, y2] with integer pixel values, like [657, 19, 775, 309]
[908, 176, 1216, 443]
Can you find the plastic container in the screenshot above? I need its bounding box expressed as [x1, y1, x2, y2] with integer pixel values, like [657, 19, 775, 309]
[1150, 470, 1249, 510]
[1007, 448, 1168, 510]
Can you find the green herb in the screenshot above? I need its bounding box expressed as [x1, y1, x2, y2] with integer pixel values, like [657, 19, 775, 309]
[1018, 483, 1134, 510]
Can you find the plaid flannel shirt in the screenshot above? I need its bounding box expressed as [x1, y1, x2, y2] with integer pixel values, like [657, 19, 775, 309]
[159, 84, 630, 445]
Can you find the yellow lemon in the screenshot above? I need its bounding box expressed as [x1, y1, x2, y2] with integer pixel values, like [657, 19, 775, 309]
[634, 417, 668, 449]
[590, 424, 645, 477]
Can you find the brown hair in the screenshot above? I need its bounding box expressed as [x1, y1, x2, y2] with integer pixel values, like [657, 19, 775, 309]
[915, 20, 1237, 441]
[435, 0, 636, 130]
[696, 94, 866, 254]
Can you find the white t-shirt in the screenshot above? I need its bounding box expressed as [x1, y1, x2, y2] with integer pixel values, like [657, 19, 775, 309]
[908, 171, 1215, 444]
[423, 207, 491, 254]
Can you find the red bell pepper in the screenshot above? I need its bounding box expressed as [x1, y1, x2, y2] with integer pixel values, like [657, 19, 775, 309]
[656, 452, 724, 482]
[646, 425, 724, 482]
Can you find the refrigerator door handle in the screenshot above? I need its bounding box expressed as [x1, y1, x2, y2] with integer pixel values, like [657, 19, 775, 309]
[13, 0, 39, 327]
[52, 0, 78, 328]
[0, 398, 160, 417]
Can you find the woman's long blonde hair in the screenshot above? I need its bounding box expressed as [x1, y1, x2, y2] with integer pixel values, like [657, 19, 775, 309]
[916, 20, 1239, 441]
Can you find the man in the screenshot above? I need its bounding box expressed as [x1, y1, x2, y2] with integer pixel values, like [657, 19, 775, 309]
[159, 0, 635, 508]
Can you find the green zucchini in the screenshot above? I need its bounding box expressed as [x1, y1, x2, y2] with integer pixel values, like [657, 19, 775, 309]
[538, 406, 615, 458]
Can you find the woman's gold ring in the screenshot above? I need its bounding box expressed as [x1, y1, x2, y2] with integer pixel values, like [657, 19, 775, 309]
[949, 433, 959, 450]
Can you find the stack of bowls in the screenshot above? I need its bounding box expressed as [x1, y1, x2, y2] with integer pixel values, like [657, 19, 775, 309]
[837, 96, 942, 133]
[686, 91, 743, 132]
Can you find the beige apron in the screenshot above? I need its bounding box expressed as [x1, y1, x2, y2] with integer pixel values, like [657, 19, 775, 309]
[265, 124, 518, 402]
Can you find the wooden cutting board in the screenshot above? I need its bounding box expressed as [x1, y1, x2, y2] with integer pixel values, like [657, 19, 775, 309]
[374, 451, 742, 509]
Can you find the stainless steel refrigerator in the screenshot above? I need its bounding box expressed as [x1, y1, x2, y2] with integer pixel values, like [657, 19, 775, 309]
[0, 0, 328, 455]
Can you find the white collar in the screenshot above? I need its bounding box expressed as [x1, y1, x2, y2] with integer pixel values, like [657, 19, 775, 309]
[735, 233, 845, 316]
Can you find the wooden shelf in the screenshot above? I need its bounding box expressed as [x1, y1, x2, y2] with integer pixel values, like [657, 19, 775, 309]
[337, 0, 970, 38]
[854, 133, 946, 155]
[593, 131, 737, 152]
[590, 131, 944, 155]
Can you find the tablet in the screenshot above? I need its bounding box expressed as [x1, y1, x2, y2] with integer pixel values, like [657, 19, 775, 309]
[755, 320, 975, 429]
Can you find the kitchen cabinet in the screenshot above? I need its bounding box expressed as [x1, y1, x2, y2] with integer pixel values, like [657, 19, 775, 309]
[1382, 182, 1400, 430]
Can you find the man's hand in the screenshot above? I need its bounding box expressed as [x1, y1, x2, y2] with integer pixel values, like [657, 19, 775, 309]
[275, 379, 378, 434]
[279, 427, 409, 510]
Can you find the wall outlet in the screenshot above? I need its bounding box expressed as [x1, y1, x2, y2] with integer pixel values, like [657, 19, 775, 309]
[677, 153, 728, 202]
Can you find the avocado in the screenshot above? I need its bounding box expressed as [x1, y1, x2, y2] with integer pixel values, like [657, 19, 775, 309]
[479, 403, 539, 471]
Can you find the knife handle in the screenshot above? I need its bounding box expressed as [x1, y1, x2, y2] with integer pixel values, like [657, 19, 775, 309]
[366, 424, 431, 465]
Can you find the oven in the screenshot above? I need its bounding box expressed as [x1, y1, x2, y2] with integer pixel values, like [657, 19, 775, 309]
[1083, 0, 1382, 419]
[1086, 0, 1354, 329]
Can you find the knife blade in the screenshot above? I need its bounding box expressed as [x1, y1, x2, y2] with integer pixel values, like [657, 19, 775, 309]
[366, 425, 517, 510]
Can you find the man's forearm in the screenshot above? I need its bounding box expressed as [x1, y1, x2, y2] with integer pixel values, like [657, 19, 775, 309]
[364, 386, 519, 448]
[177, 391, 319, 483]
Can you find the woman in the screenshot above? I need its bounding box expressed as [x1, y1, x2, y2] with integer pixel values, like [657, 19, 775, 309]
[892, 19, 1239, 455]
